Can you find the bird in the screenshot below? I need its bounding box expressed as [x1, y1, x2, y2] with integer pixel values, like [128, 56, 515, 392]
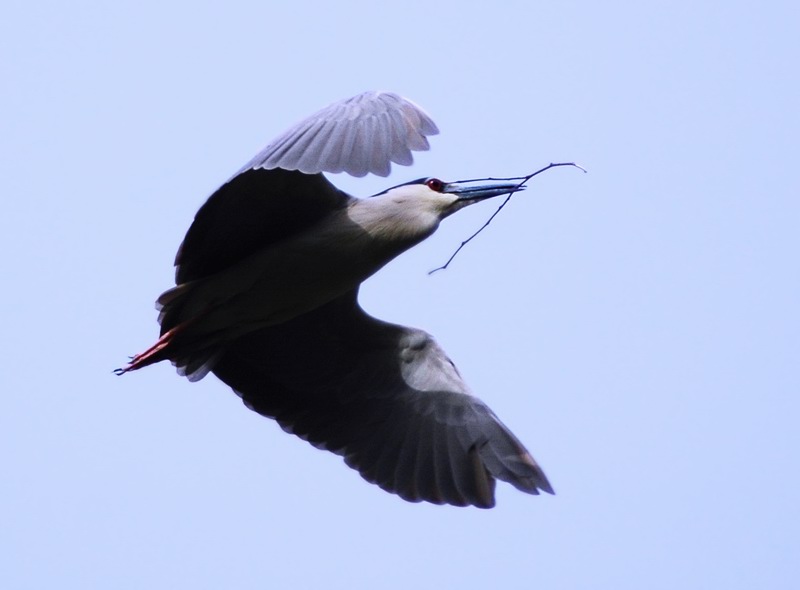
[117, 90, 554, 508]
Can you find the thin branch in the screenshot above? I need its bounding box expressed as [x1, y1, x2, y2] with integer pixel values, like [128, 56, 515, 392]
[428, 162, 586, 274]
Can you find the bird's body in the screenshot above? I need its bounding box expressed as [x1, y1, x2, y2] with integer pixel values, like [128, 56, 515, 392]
[146, 170, 449, 377]
[119, 91, 555, 507]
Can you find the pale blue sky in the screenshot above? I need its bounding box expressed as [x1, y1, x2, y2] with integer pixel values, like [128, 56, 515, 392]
[2, 1, 798, 588]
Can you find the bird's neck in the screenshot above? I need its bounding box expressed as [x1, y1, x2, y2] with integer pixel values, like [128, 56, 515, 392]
[346, 195, 442, 258]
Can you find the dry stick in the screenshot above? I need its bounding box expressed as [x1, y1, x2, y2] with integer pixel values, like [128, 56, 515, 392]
[428, 162, 587, 274]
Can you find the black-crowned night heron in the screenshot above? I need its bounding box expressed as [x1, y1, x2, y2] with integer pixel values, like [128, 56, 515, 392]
[118, 91, 554, 508]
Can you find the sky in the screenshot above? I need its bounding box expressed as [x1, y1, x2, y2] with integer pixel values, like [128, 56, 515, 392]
[2, 1, 798, 588]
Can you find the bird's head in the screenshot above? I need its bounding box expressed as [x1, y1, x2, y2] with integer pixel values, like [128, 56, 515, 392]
[353, 177, 525, 248]
[373, 177, 525, 218]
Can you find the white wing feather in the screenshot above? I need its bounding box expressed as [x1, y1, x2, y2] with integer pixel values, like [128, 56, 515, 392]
[238, 91, 439, 178]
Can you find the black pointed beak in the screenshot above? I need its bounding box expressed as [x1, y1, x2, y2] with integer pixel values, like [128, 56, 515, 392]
[443, 180, 525, 202]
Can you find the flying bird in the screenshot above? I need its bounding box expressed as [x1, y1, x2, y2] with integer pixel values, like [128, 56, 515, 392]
[118, 91, 554, 508]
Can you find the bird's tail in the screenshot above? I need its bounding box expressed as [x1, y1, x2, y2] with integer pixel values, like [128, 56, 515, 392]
[115, 283, 222, 381]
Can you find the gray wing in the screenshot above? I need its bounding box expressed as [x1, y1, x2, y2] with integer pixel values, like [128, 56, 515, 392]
[171, 91, 436, 285]
[238, 91, 439, 178]
[211, 290, 553, 508]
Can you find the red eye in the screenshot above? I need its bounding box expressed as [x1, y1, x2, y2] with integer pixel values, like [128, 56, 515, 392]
[426, 178, 444, 192]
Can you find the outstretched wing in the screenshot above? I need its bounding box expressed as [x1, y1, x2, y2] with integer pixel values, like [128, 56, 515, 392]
[238, 91, 439, 178]
[211, 290, 553, 508]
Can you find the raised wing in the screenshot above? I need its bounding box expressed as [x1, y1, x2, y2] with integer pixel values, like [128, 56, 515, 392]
[172, 92, 438, 285]
[238, 91, 439, 178]
[212, 290, 553, 508]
